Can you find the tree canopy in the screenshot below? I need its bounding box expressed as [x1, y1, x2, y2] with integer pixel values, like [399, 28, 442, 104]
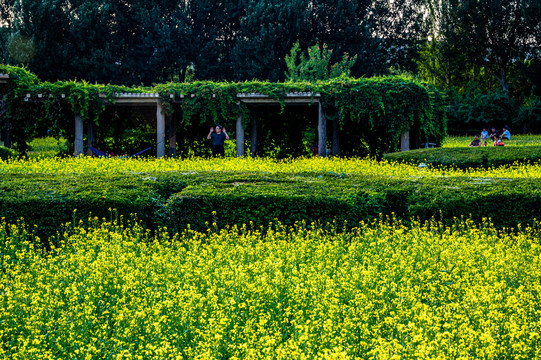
[0, 0, 427, 85]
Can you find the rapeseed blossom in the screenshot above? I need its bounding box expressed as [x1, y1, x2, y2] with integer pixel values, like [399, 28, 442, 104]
[1, 216, 541, 359]
[2, 156, 541, 179]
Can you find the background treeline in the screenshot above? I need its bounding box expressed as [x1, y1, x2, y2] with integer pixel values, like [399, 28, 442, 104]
[0, 0, 540, 134]
[0, 0, 425, 84]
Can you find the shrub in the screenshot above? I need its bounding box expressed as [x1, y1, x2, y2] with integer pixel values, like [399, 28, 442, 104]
[0, 145, 16, 160]
[384, 146, 541, 169]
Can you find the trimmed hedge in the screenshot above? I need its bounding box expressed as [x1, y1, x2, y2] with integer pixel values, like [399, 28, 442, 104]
[384, 146, 541, 169]
[0, 146, 16, 161]
[1, 171, 540, 244]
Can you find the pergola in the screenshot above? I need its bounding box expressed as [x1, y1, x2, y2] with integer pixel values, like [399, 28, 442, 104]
[1, 75, 412, 156]
[67, 91, 345, 158]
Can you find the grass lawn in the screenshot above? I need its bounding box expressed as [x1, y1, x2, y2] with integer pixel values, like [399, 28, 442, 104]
[442, 134, 541, 148]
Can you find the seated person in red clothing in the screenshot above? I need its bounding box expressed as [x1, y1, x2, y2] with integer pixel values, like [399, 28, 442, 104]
[494, 136, 505, 146]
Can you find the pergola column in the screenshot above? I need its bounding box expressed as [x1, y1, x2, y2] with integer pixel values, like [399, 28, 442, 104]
[236, 113, 244, 157]
[156, 101, 165, 158]
[74, 114, 84, 157]
[318, 101, 327, 157]
[250, 107, 258, 158]
[1, 123, 11, 149]
[401, 131, 410, 151]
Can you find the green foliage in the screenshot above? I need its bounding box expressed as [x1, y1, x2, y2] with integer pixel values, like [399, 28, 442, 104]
[419, 0, 541, 93]
[446, 86, 519, 133]
[285, 42, 357, 81]
[7, 0, 192, 85]
[1, 65, 446, 157]
[2, 168, 541, 243]
[0, 64, 39, 155]
[0, 145, 16, 160]
[516, 95, 541, 132]
[5, 0, 427, 84]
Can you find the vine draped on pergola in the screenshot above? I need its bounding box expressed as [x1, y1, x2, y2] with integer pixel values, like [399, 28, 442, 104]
[0, 65, 447, 158]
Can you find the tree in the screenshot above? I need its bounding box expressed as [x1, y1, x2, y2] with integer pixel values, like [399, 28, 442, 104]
[419, 0, 541, 92]
[284, 41, 356, 81]
[185, 0, 246, 81]
[370, 0, 428, 75]
[230, 0, 310, 81]
[8, 0, 192, 85]
[303, 0, 379, 77]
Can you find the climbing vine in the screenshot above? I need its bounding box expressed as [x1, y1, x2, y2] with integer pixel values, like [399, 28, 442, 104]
[1, 64, 446, 156]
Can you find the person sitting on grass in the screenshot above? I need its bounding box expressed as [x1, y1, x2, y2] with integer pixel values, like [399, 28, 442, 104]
[480, 128, 489, 140]
[468, 134, 482, 147]
[207, 125, 229, 157]
[489, 127, 499, 141]
[502, 126, 511, 140]
[494, 135, 505, 146]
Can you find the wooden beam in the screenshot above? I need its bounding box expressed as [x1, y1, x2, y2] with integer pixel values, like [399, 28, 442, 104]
[74, 114, 84, 157]
[238, 92, 320, 105]
[156, 101, 165, 158]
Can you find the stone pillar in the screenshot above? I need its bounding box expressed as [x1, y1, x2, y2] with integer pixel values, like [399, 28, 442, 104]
[401, 131, 410, 152]
[250, 107, 258, 158]
[74, 114, 84, 157]
[168, 113, 177, 158]
[318, 102, 327, 157]
[86, 120, 96, 156]
[156, 101, 165, 158]
[332, 118, 340, 157]
[236, 114, 244, 157]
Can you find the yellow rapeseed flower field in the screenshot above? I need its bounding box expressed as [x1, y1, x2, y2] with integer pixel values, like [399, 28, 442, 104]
[1, 215, 541, 359]
[2, 156, 541, 179]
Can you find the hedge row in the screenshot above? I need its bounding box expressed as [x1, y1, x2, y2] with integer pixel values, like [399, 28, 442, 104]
[1, 171, 540, 245]
[384, 146, 541, 169]
[0, 146, 16, 161]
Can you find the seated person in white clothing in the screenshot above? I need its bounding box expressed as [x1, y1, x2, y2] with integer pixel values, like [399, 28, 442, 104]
[501, 127, 511, 140]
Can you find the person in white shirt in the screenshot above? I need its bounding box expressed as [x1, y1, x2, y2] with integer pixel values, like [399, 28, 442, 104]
[480, 128, 489, 140]
[502, 126, 511, 140]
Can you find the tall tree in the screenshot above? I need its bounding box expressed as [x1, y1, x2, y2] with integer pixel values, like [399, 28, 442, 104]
[9, 0, 192, 85]
[186, 0, 246, 80]
[419, 0, 541, 92]
[231, 0, 309, 81]
[304, 0, 378, 76]
[370, 0, 428, 74]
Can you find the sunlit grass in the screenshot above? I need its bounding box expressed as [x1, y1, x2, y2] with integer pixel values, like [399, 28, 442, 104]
[442, 134, 541, 148]
[27, 136, 68, 159]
